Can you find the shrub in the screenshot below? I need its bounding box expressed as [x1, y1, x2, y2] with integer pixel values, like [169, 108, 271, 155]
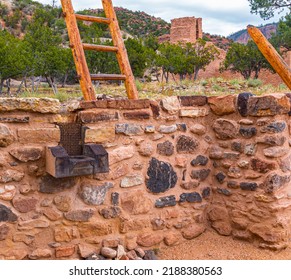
[247, 79, 263, 88]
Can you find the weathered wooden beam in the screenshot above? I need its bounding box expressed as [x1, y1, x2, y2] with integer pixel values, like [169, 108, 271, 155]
[61, 0, 96, 101]
[247, 25, 291, 90]
[83, 43, 118, 52]
[102, 0, 139, 99]
[75, 14, 111, 24]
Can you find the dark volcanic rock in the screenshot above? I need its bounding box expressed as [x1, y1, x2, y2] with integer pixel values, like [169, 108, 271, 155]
[0, 204, 17, 222]
[216, 172, 226, 183]
[191, 155, 209, 166]
[143, 250, 158, 260]
[157, 141, 174, 156]
[176, 123, 187, 132]
[237, 92, 253, 117]
[179, 192, 202, 203]
[231, 142, 244, 153]
[190, 169, 211, 181]
[202, 187, 211, 198]
[217, 188, 232, 196]
[146, 158, 177, 193]
[111, 192, 119, 206]
[176, 135, 199, 154]
[155, 195, 176, 208]
[239, 127, 257, 138]
[240, 182, 258, 191]
[260, 121, 286, 134]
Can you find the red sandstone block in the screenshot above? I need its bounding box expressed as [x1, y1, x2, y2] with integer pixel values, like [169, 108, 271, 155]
[55, 245, 75, 258]
[80, 99, 150, 110]
[107, 99, 150, 109]
[78, 110, 119, 123]
[178, 96, 207, 107]
[149, 100, 160, 119]
[17, 128, 60, 144]
[79, 100, 107, 109]
[123, 111, 151, 120]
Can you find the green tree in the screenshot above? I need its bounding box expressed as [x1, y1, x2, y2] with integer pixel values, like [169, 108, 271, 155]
[157, 43, 183, 83]
[0, 30, 30, 94]
[186, 40, 219, 80]
[222, 43, 252, 79]
[85, 40, 119, 76]
[144, 35, 159, 51]
[125, 38, 147, 78]
[142, 36, 161, 81]
[248, 0, 291, 19]
[222, 41, 271, 79]
[24, 8, 72, 93]
[157, 40, 219, 82]
[271, 13, 291, 50]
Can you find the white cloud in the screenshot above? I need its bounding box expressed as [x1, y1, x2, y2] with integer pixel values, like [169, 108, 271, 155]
[36, 0, 284, 36]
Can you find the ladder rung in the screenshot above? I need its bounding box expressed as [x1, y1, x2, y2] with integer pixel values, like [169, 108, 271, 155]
[75, 14, 111, 24]
[83, 43, 118, 52]
[90, 74, 126, 81]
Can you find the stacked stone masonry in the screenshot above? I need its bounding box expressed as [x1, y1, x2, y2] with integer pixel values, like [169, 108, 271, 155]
[0, 93, 291, 259]
[170, 17, 202, 44]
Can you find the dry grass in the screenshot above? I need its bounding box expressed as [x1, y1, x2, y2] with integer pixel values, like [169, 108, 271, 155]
[5, 78, 289, 102]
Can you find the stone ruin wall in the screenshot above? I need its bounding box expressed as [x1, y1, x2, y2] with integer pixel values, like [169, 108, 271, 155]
[170, 17, 203, 44]
[0, 93, 291, 259]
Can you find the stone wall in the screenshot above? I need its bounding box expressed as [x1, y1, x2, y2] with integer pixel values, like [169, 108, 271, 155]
[0, 93, 291, 259]
[170, 17, 203, 44]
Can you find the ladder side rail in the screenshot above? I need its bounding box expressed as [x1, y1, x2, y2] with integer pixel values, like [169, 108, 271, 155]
[61, 0, 96, 101]
[102, 0, 138, 99]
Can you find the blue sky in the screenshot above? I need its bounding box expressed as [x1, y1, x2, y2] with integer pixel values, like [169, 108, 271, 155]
[36, 0, 286, 36]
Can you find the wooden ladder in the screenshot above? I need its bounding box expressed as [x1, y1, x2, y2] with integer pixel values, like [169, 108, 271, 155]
[61, 0, 138, 101]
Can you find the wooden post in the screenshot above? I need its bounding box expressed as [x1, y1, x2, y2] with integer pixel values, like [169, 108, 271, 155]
[61, 0, 96, 101]
[247, 25, 291, 90]
[102, 0, 139, 100]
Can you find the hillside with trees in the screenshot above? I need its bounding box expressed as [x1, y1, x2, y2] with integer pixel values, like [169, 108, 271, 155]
[0, 0, 290, 95]
[0, 0, 170, 38]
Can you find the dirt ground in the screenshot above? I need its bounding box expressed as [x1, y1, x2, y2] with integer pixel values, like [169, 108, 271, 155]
[158, 229, 291, 260]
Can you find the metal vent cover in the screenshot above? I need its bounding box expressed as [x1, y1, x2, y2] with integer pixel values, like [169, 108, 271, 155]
[57, 123, 82, 156]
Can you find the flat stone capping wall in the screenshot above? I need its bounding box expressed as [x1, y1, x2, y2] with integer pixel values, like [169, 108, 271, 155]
[0, 93, 291, 259]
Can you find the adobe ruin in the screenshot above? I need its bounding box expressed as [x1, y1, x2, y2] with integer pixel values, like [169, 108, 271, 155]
[170, 17, 203, 44]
